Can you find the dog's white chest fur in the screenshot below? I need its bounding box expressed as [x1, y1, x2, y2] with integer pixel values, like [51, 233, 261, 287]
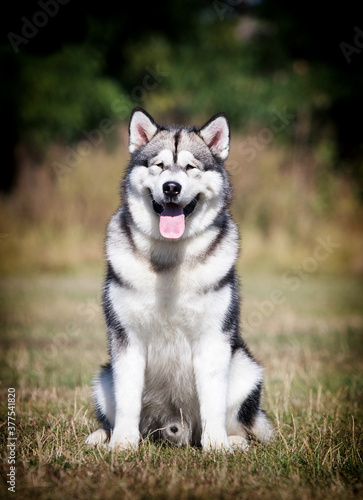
[107, 212, 236, 344]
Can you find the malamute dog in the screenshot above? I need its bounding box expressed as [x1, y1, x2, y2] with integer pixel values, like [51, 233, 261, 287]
[86, 108, 273, 451]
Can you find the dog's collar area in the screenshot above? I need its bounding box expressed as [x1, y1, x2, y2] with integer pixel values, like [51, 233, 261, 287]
[151, 194, 200, 218]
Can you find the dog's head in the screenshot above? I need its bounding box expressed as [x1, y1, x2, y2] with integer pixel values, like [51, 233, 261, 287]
[123, 107, 232, 240]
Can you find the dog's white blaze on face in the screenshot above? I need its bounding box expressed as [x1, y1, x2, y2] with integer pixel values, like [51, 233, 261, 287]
[149, 149, 202, 173]
[151, 149, 173, 168]
[176, 150, 203, 170]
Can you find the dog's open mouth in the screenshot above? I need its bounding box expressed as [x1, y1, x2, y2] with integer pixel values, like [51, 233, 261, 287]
[151, 195, 199, 239]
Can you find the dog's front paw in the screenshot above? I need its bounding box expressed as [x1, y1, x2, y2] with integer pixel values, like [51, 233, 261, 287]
[228, 435, 249, 452]
[108, 430, 140, 451]
[201, 430, 231, 453]
[85, 428, 110, 446]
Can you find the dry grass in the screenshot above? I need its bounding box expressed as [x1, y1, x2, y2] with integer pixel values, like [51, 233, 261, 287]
[0, 271, 362, 499]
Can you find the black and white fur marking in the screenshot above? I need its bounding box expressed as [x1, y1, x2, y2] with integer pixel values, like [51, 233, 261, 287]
[86, 108, 274, 451]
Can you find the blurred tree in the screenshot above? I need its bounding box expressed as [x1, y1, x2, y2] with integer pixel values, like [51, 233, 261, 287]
[254, 0, 363, 184]
[0, 0, 362, 191]
[0, 0, 210, 191]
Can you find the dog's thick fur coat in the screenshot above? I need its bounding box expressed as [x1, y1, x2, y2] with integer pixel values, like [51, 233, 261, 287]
[86, 108, 273, 451]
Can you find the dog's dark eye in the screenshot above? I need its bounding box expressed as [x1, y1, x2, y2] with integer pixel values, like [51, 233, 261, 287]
[154, 161, 164, 168]
[186, 164, 196, 171]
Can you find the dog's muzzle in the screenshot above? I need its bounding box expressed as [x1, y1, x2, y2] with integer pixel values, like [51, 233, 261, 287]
[152, 196, 199, 218]
[150, 189, 199, 239]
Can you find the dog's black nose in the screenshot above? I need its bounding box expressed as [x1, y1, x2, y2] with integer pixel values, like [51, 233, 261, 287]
[163, 181, 182, 197]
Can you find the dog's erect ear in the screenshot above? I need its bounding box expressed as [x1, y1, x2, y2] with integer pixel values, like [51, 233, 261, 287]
[199, 113, 230, 160]
[129, 107, 158, 153]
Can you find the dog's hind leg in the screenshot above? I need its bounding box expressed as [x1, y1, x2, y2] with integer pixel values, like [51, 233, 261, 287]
[228, 434, 250, 451]
[85, 363, 115, 445]
[248, 408, 274, 443]
[226, 348, 274, 449]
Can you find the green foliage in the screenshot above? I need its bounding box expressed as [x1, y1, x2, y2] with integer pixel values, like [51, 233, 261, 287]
[122, 23, 337, 168]
[2, 1, 362, 194]
[18, 44, 123, 150]
[12, 17, 353, 161]
[123, 27, 299, 126]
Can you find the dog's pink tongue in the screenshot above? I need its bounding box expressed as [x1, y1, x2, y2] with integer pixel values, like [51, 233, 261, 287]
[159, 203, 185, 239]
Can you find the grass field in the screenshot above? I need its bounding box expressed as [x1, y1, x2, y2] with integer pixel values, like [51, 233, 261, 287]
[1, 268, 362, 499]
[0, 137, 362, 498]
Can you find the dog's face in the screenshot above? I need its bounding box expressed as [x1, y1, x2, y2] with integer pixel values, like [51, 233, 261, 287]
[123, 108, 231, 240]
